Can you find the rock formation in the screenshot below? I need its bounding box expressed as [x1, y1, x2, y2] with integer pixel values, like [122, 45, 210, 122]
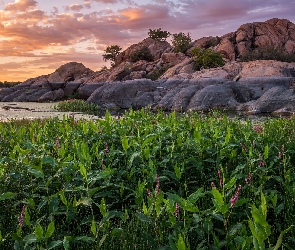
[1, 18, 295, 115]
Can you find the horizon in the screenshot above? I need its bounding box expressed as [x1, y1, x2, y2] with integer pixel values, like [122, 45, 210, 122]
[0, 0, 295, 82]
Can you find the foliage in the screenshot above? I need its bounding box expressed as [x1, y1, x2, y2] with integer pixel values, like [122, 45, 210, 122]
[191, 47, 225, 71]
[0, 110, 295, 249]
[239, 46, 295, 62]
[102, 45, 122, 66]
[172, 32, 192, 53]
[0, 81, 21, 88]
[145, 66, 170, 80]
[129, 46, 154, 62]
[54, 99, 100, 115]
[148, 28, 171, 41]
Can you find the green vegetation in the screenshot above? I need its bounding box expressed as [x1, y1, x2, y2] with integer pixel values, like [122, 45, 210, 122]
[102, 45, 122, 67]
[129, 46, 154, 62]
[0, 109, 295, 249]
[0, 81, 21, 88]
[240, 46, 295, 62]
[148, 28, 171, 41]
[54, 99, 100, 115]
[191, 47, 225, 70]
[172, 32, 192, 53]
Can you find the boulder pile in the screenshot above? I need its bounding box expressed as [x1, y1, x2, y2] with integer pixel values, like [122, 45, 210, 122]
[1, 18, 295, 115]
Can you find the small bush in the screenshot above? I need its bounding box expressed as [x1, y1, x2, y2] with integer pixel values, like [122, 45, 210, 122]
[191, 47, 225, 71]
[129, 46, 154, 62]
[240, 46, 295, 62]
[145, 66, 170, 80]
[54, 99, 100, 115]
[172, 32, 192, 53]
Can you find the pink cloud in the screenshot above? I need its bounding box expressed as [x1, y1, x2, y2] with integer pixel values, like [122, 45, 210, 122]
[4, 0, 38, 12]
[66, 4, 84, 12]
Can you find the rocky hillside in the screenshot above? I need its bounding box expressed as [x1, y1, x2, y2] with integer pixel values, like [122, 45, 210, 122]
[1, 18, 295, 115]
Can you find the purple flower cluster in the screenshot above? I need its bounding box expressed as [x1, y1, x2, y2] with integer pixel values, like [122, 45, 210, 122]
[244, 173, 252, 185]
[230, 185, 241, 208]
[18, 205, 26, 227]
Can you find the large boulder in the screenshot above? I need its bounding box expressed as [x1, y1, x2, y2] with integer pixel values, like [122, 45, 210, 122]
[115, 38, 172, 64]
[87, 79, 158, 110]
[48, 62, 93, 83]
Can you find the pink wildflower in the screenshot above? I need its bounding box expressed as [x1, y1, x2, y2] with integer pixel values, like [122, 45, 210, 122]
[147, 189, 152, 198]
[230, 185, 241, 208]
[18, 205, 26, 227]
[175, 202, 180, 217]
[240, 142, 248, 152]
[245, 173, 252, 185]
[55, 137, 60, 149]
[155, 174, 160, 195]
[211, 182, 216, 188]
[103, 143, 109, 154]
[218, 170, 223, 187]
[259, 154, 265, 167]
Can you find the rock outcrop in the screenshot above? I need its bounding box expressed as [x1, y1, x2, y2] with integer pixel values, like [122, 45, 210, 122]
[1, 18, 295, 115]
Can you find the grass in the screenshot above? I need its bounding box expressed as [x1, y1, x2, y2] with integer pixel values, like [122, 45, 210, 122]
[0, 109, 295, 249]
[54, 99, 100, 115]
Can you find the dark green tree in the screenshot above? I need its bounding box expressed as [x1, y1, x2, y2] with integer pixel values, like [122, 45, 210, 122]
[148, 28, 170, 41]
[129, 46, 154, 62]
[102, 45, 122, 66]
[172, 32, 192, 53]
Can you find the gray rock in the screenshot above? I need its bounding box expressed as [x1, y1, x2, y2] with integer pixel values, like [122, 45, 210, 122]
[77, 82, 105, 99]
[0, 88, 15, 101]
[247, 86, 295, 113]
[64, 82, 82, 97]
[87, 79, 158, 109]
[187, 85, 238, 111]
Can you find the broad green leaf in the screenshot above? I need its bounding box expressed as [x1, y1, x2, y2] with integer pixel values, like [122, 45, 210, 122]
[260, 192, 267, 218]
[48, 240, 62, 249]
[187, 187, 204, 204]
[224, 176, 236, 190]
[100, 198, 107, 217]
[111, 228, 123, 237]
[263, 144, 269, 160]
[34, 224, 43, 240]
[177, 234, 186, 250]
[212, 213, 223, 221]
[23, 234, 38, 245]
[77, 197, 91, 206]
[63, 237, 70, 250]
[212, 188, 224, 207]
[135, 212, 152, 223]
[99, 234, 107, 248]
[121, 135, 129, 152]
[91, 220, 96, 236]
[59, 192, 67, 206]
[45, 221, 55, 239]
[79, 164, 87, 180]
[229, 223, 243, 236]
[74, 236, 95, 242]
[273, 225, 294, 250]
[24, 208, 31, 227]
[0, 192, 17, 201]
[167, 193, 184, 207]
[28, 168, 44, 179]
[174, 165, 182, 179]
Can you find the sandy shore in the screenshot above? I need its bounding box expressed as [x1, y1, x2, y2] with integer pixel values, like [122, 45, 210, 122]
[0, 102, 99, 122]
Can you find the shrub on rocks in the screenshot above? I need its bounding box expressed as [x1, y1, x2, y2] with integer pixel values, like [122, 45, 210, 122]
[129, 46, 154, 62]
[191, 47, 225, 71]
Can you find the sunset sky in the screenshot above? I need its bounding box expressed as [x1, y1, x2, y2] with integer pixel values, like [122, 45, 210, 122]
[0, 0, 294, 82]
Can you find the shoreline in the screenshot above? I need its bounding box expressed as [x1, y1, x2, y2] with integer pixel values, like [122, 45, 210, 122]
[0, 102, 98, 122]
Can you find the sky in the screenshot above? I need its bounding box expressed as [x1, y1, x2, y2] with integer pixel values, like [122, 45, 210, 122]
[0, 0, 294, 82]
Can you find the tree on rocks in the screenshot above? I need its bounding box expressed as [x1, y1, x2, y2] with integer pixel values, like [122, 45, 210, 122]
[102, 45, 122, 66]
[148, 28, 171, 41]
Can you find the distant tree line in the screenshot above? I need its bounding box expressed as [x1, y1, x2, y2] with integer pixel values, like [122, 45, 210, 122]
[0, 81, 21, 88]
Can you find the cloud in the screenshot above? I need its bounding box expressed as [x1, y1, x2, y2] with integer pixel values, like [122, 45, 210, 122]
[65, 4, 84, 12]
[1, 0, 295, 81]
[4, 0, 38, 12]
